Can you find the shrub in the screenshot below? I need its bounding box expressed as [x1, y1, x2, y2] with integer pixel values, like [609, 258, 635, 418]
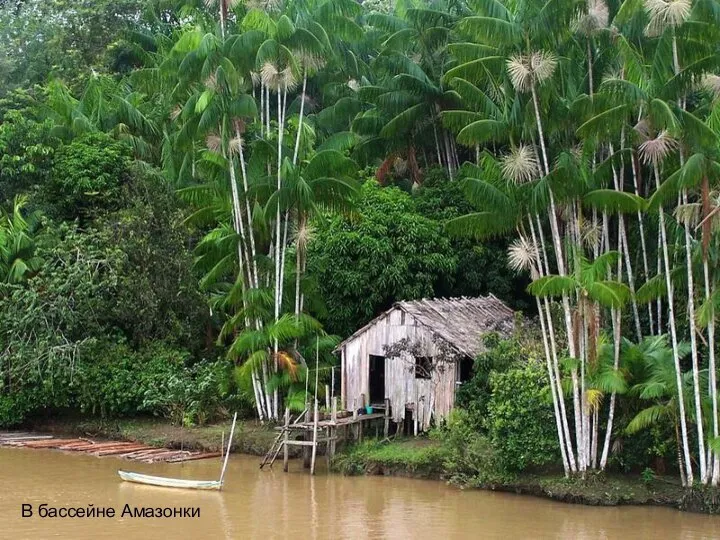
[455, 333, 520, 430]
[433, 409, 506, 486]
[487, 362, 558, 472]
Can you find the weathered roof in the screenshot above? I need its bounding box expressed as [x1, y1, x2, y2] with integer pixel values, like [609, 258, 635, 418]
[335, 295, 515, 358]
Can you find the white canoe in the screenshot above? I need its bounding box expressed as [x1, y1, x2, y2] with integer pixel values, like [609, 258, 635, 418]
[118, 470, 222, 490]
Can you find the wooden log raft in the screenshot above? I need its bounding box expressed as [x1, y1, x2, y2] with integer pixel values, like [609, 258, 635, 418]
[0, 434, 222, 463]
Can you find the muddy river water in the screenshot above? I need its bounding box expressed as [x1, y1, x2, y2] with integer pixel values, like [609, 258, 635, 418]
[1, 447, 718, 539]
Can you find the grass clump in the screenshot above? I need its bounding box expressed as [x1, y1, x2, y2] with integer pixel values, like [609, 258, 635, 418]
[332, 438, 447, 478]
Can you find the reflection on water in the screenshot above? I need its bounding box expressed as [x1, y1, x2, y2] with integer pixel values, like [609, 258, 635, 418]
[0, 447, 718, 539]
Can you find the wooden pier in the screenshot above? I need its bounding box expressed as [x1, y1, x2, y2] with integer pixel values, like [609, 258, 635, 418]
[260, 397, 391, 474]
[0, 432, 221, 463]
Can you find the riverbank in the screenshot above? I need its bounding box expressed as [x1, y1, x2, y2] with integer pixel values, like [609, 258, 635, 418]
[20, 417, 720, 514]
[329, 438, 720, 515]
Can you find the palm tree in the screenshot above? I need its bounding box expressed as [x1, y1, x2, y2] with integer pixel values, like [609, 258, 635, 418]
[529, 250, 631, 472]
[626, 335, 699, 486]
[0, 196, 42, 286]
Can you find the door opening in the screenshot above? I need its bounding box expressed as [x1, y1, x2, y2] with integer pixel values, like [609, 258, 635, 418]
[368, 354, 385, 405]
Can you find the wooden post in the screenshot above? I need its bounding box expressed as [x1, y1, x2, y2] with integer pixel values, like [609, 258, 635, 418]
[303, 403, 311, 468]
[331, 366, 335, 403]
[283, 407, 290, 472]
[383, 398, 390, 438]
[310, 399, 319, 475]
[361, 392, 366, 408]
[325, 384, 330, 410]
[218, 412, 237, 488]
[352, 398, 358, 442]
[413, 403, 418, 437]
[325, 426, 331, 469]
[330, 397, 338, 459]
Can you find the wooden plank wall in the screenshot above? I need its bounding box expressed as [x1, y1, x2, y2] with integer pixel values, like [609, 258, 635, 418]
[341, 308, 457, 431]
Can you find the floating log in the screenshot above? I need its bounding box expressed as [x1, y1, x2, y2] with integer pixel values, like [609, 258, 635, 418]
[15, 439, 81, 449]
[166, 452, 221, 463]
[120, 448, 168, 460]
[93, 445, 148, 456]
[0, 435, 54, 443]
[141, 451, 190, 463]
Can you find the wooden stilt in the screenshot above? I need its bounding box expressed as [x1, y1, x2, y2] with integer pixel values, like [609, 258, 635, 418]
[303, 404, 311, 468]
[310, 399, 319, 475]
[325, 385, 330, 410]
[384, 398, 390, 438]
[283, 407, 290, 472]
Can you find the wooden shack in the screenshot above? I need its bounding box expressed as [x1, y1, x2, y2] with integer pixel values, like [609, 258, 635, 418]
[336, 295, 515, 432]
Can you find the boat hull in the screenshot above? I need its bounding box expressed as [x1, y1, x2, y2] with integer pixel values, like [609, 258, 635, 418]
[118, 470, 222, 490]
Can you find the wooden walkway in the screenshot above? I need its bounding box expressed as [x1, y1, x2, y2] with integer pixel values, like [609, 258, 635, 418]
[260, 398, 390, 474]
[0, 432, 221, 463]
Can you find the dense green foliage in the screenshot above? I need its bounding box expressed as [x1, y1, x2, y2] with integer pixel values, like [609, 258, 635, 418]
[487, 363, 558, 471]
[308, 180, 457, 335]
[47, 133, 132, 221]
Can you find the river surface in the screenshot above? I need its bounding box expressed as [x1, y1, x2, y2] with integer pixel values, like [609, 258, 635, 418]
[0, 447, 718, 539]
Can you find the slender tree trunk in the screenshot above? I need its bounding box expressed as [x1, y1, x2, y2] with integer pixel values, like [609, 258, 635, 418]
[531, 85, 581, 464]
[237, 131, 259, 288]
[600, 308, 621, 470]
[704, 256, 720, 485]
[528, 219, 573, 473]
[654, 164, 694, 484]
[681, 189, 707, 481]
[610, 143, 642, 340]
[295, 215, 304, 318]
[677, 422, 688, 487]
[531, 217, 577, 470]
[631, 149, 655, 333]
[251, 367, 266, 421]
[260, 82, 264, 138]
[293, 70, 307, 165]
[580, 307, 588, 474]
[433, 122, 442, 168]
[657, 226, 663, 334]
[270, 86, 286, 421]
[539, 298, 570, 473]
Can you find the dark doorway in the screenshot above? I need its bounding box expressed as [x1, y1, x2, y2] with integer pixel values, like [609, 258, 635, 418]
[368, 354, 385, 405]
[459, 356, 473, 383]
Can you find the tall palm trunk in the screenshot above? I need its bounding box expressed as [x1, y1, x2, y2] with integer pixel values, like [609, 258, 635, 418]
[610, 142, 642, 340]
[530, 82, 583, 469]
[600, 308, 621, 469]
[700, 176, 720, 485]
[236, 129, 259, 288]
[532, 216, 577, 470]
[681, 189, 707, 482]
[293, 69, 307, 165]
[654, 164, 694, 484]
[528, 218, 575, 473]
[704, 256, 719, 485]
[671, 29, 704, 482]
[631, 150, 655, 333]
